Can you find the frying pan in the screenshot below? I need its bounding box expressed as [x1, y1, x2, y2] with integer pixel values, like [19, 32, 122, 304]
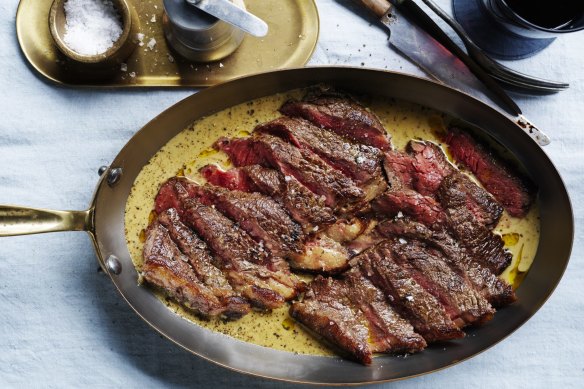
[0, 67, 573, 385]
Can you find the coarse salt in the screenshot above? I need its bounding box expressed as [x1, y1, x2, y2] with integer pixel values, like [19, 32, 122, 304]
[147, 38, 157, 51]
[63, 0, 123, 56]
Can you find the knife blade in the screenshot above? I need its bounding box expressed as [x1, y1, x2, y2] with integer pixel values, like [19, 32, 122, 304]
[185, 0, 268, 37]
[351, 0, 550, 146]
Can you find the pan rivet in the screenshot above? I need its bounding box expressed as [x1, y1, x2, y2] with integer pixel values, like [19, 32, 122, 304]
[107, 168, 123, 187]
[105, 255, 122, 275]
[98, 166, 108, 176]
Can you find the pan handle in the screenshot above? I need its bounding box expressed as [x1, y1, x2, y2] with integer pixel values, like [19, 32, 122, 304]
[0, 206, 93, 237]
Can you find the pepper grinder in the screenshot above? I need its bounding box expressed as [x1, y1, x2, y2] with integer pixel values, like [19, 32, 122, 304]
[162, 0, 246, 62]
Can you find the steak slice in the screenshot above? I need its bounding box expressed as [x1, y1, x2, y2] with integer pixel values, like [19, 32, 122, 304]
[279, 90, 391, 150]
[200, 164, 336, 230]
[157, 208, 251, 318]
[388, 239, 495, 327]
[142, 222, 241, 318]
[156, 178, 289, 272]
[160, 180, 304, 309]
[343, 268, 427, 354]
[439, 174, 512, 275]
[406, 140, 453, 196]
[170, 179, 303, 258]
[376, 149, 449, 227]
[377, 219, 516, 307]
[290, 276, 373, 364]
[256, 117, 386, 200]
[407, 141, 503, 228]
[215, 134, 365, 208]
[371, 189, 448, 227]
[445, 128, 535, 217]
[355, 242, 464, 342]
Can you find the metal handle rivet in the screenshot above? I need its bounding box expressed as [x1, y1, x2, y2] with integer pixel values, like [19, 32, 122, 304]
[98, 166, 108, 176]
[105, 255, 122, 275]
[107, 167, 123, 187]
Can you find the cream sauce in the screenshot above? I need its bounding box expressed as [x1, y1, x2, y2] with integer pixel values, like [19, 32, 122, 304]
[125, 89, 540, 357]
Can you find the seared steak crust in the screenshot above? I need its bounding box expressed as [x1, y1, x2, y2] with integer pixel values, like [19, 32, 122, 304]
[200, 164, 336, 230]
[143, 222, 247, 318]
[377, 219, 516, 307]
[356, 242, 464, 342]
[171, 179, 303, 258]
[280, 90, 391, 150]
[446, 128, 535, 218]
[256, 117, 386, 200]
[439, 174, 512, 275]
[290, 276, 373, 364]
[215, 134, 365, 208]
[388, 239, 495, 327]
[343, 268, 427, 354]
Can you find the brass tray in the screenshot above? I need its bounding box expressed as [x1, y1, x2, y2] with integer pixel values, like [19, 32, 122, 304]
[16, 0, 319, 87]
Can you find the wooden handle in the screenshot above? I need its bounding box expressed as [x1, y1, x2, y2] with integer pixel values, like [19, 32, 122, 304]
[354, 0, 392, 18]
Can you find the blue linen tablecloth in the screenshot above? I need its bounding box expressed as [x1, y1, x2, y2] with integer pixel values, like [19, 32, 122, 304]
[0, 0, 582, 387]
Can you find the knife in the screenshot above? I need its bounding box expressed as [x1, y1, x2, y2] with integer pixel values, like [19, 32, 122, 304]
[351, 0, 550, 146]
[185, 0, 269, 37]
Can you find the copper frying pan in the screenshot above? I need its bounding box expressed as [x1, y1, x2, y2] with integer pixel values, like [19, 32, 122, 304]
[0, 67, 573, 385]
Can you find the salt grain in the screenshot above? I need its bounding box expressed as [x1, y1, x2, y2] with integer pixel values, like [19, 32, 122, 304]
[147, 38, 157, 50]
[63, 0, 123, 56]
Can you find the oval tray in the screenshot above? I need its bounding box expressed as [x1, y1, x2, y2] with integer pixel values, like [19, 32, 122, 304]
[16, 0, 319, 87]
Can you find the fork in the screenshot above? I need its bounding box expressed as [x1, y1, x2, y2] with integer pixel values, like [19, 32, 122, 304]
[418, 0, 569, 93]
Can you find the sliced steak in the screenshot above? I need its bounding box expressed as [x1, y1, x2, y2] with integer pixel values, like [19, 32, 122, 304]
[161, 180, 303, 309]
[445, 128, 535, 217]
[200, 164, 336, 230]
[343, 268, 427, 354]
[280, 91, 391, 150]
[439, 174, 512, 275]
[256, 117, 386, 200]
[170, 179, 303, 258]
[388, 239, 495, 327]
[371, 189, 448, 227]
[402, 141, 503, 228]
[158, 208, 251, 318]
[290, 276, 373, 364]
[355, 242, 464, 342]
[406, 140, 453, 196]
[377, 219, 516, 307]
[215, 134, 365, 209]
[142, 222, 244, 318]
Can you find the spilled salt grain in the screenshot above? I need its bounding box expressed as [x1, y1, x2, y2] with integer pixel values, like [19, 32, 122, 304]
[63, 0, 123, 56]
[120, 62, 127, 71]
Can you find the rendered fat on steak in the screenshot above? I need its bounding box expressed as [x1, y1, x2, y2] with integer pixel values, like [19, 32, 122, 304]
[142, 221, 249, 319]
[279, 89, 391, 151]
[377, 219, 516, 307]
[166, 178, 303, 259]
[215, 134, 365, 209]
[200, 164, 336, 230]
[445, 128, 535, 218]
[438, 174, 512, 275]
[355, 242, 464, 342]
[255, 117, 387, 201]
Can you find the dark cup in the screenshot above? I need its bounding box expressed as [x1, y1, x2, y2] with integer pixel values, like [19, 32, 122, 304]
[487, 0, 584, 39]
[453, 0, 584, 59]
